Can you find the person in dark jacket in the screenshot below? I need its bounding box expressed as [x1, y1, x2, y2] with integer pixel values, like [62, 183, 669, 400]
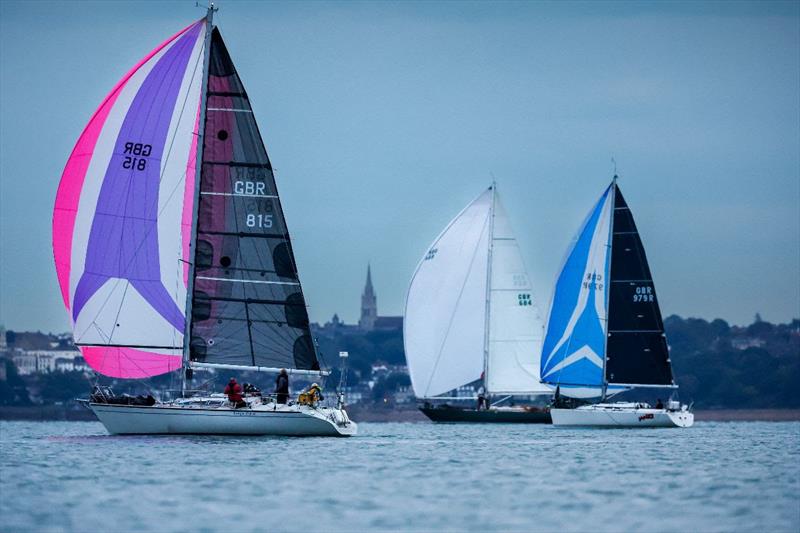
[224, 378, 246, 408]
[275, 369, 289, 404]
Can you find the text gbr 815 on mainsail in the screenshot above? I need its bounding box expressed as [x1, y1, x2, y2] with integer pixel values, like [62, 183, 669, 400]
[52, 6, 356, 436]
[540, 176, 693, 428]
[404, 185, 552, 423]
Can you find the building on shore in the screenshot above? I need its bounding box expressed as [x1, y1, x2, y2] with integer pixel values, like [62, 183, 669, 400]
[10, 350, 87, 375]
[314, 264, 403, 335]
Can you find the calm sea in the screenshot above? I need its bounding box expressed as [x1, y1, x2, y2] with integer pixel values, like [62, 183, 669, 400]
[1, 420, 798, 532]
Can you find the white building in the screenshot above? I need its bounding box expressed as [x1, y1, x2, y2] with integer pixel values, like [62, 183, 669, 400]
[12, 350, 84, 375]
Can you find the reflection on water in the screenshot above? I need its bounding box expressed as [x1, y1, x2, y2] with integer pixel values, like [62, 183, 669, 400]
[2, 420, 798, 532]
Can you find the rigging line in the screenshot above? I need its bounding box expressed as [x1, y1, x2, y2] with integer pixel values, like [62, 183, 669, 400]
[423, 211, 491, 397]
[76, 37, 206, 343]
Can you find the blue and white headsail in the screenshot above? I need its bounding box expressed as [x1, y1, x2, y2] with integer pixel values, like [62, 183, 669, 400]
[540, 184, 616, 398]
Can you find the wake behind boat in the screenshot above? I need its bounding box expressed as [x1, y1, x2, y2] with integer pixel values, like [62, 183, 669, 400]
[404, 184, 552, 423]
[540, 176, 693, 428]
[52, 5, 356, 437]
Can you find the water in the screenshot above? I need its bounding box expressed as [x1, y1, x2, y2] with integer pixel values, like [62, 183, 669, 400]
[1, 421, 798, 532]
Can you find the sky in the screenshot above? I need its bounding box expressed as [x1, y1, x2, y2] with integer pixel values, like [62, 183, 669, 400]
[0, 0, 798, 334]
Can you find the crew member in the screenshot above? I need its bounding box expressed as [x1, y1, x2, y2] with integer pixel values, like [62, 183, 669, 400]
[655, 398, 664, 409]
[275, 369, 290, 404]
[224, 377, 246, 408]
[477, 385, 487, 411]
[298, 383, 324, 407]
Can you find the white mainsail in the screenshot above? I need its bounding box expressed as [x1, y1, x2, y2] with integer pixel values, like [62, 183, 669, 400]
[404, 185, 549, 398]
[486, 198, 550, 395]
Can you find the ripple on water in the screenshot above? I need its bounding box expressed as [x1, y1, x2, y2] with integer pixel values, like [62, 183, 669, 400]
[0, 421, 798, 532]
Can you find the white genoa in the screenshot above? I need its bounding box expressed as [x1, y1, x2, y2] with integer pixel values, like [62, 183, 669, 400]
[90, 402, 357, 437]
[550, 403, 694, 428]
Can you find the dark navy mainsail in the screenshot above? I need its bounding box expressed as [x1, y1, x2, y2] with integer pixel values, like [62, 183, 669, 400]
[605, 185, 673, 386]
[188, 29, 319, 371]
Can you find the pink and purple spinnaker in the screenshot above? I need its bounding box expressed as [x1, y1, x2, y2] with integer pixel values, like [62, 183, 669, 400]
[52, 19, 207, 378]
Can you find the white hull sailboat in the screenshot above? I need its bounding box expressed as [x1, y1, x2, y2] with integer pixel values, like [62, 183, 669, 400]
[404, 184, 552, 423]
[52, 5, 356, 437]
[550, 402, 693, 428]
[90, 399, 356, 437]
[540, 176, 693, 428]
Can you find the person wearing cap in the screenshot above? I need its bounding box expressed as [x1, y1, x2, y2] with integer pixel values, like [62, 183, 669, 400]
[275, 369, 289, 405]
[224, 377, 246, 408]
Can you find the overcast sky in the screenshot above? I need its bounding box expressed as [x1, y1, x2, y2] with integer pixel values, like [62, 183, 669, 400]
[1, 0, 798, 334]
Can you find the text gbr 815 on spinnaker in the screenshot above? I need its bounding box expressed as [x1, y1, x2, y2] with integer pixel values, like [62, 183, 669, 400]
[52, 5, 356, 436]
[541, 176, 693, 428]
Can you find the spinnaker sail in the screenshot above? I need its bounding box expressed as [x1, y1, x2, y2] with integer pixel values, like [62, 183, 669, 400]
[404, 186, 549, 398]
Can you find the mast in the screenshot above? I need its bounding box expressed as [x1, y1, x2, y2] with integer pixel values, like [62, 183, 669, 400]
[600, 174, 617, 401]
[482, 182, 496, 396]
[181, 2, 217, 394]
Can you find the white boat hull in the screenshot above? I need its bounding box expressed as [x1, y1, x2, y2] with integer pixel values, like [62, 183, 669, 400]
[89, 402, 357, 437]
[551, 403, 694, 428]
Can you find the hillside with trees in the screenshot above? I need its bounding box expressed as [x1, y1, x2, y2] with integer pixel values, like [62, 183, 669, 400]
[2, 315, 798, 409]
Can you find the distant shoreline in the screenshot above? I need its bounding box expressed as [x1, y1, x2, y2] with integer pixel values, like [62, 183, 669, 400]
[1, 405, 799, 422]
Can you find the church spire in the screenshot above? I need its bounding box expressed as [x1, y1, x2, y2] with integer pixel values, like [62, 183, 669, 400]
[359, 263, 377, 330]
[365, 263, 374, 296]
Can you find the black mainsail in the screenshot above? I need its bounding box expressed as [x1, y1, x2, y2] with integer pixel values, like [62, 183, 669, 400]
[605, 184, 673, 387]
[188, 28, 319, 372]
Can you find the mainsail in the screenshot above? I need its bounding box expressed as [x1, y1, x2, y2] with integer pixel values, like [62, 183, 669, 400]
[404, 186, 548, 398]
[188, 29, 319, 372]
[540, 178, 675, 398]
[53, 16, 320, 378]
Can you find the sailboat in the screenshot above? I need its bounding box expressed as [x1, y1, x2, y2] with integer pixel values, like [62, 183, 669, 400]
[52, 6, 356, 436]
[404, 185, 552, 423]
[540, 176, 693, 428]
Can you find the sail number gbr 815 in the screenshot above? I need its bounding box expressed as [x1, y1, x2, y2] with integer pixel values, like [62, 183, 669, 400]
[122, 142, 152, 171]
[235, 181, 275, 230]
